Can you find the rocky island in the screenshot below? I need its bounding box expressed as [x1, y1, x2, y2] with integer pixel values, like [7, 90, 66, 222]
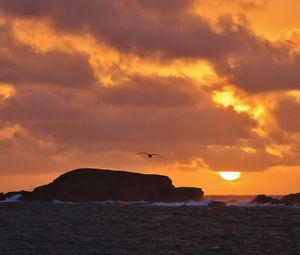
[1, 168, 204, 202]
[251, 193, 300, 206]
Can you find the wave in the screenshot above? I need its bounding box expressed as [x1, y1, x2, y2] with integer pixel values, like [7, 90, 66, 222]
[51, 199, 299, 208]
[151, 199, 214, 207]
[1, 195, 299, 208]
[0, 194, 22, 203]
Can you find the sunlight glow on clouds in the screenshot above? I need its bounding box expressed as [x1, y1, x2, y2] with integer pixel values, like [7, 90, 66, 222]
[0, 84, 15, 100]
[12, 19, 219, 86]
[0, 124, 19, 140]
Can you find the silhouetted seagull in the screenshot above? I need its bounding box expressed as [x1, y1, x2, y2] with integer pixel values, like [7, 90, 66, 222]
[136, 152, 164, 158]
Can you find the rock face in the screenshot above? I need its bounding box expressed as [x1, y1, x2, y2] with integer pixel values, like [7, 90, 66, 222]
[280, 193, 300, 205]
[251, 194, 280, 204]
[22, 168, 204, 202]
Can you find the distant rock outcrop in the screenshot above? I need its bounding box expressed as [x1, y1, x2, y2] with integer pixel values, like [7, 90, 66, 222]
[251, 194, 300, 206]
[20, 168, 204, 202]
[251, 194, 281, 204]
[280, 193, 300, 206]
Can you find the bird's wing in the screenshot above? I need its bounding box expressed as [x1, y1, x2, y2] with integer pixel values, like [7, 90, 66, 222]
[152, 154, 165, 158]
[136, 152, 148, 155]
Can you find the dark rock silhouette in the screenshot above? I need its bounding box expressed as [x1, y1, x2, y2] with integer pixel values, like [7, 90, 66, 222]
[280, 193, 300, 205]
[251, 194, 281, 204]
[252, 193, 300, 206]
[20, 168, 204, 202]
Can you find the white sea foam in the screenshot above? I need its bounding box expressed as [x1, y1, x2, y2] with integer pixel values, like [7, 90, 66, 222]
[45, 199, 298, 208]
[152, 200, 299, 208]
[52, 199, 116, 204]
[151, 199, 214, 207]
[1, 194, 22, 203]
[50, 199, 215, 206]
[53, 200, 66, 204]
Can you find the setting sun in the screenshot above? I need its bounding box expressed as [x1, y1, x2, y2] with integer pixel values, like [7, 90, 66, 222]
[219, 172, 241, 181]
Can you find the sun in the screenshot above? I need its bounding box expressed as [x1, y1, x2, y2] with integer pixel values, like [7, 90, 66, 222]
[219, 172, 241, 181]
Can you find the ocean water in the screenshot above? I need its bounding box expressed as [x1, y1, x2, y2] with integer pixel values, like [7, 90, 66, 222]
[0, 202, 299, 254]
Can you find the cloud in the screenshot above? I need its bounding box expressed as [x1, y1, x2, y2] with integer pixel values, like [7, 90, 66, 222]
[0, 89, 86, 122]
[274, 96, 300, 133]
[0, 128, 72, 175]
[1, 77, 255, 149]
[0, 73, 257, 173]
[0, 0, 299, 176]
[98, 76, 207, 108]
[199, 145, 280, 172]
[199, 0, 268, 10]
[1, 0, 299, 93]
[214, 41, 300, 92]
[0, 0, 256, 60]
[0, 23, 96, 88]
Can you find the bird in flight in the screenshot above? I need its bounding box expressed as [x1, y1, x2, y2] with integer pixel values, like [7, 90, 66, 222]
[136, 152, 165, 158]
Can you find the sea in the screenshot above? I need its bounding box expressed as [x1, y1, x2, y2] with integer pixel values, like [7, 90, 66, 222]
[0, 194, 299, 254]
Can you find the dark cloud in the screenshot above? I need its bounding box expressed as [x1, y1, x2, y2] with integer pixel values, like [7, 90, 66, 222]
[274, 96, 300, 133]
[1, 0, 298, 93]
[0, 23, 96, 88]
[199, 0, 268, 10]
[0, 0, 255, 60]
[98, 76, 207, 107]
[0, 74, 256, 171]
[0, 50, 96, 88]
[215, 43, 300, 92]
[137, 0, 193, 13]
[27, 107, 254, 149]
[1, 79, 255, 149]
[0, 89, 86, 122]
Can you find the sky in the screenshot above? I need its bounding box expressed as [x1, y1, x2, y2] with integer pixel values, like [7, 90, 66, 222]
[0, 0, 299, 194]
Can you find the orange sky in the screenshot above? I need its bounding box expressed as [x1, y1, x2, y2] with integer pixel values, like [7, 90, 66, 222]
[0, 0, 299, 194]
